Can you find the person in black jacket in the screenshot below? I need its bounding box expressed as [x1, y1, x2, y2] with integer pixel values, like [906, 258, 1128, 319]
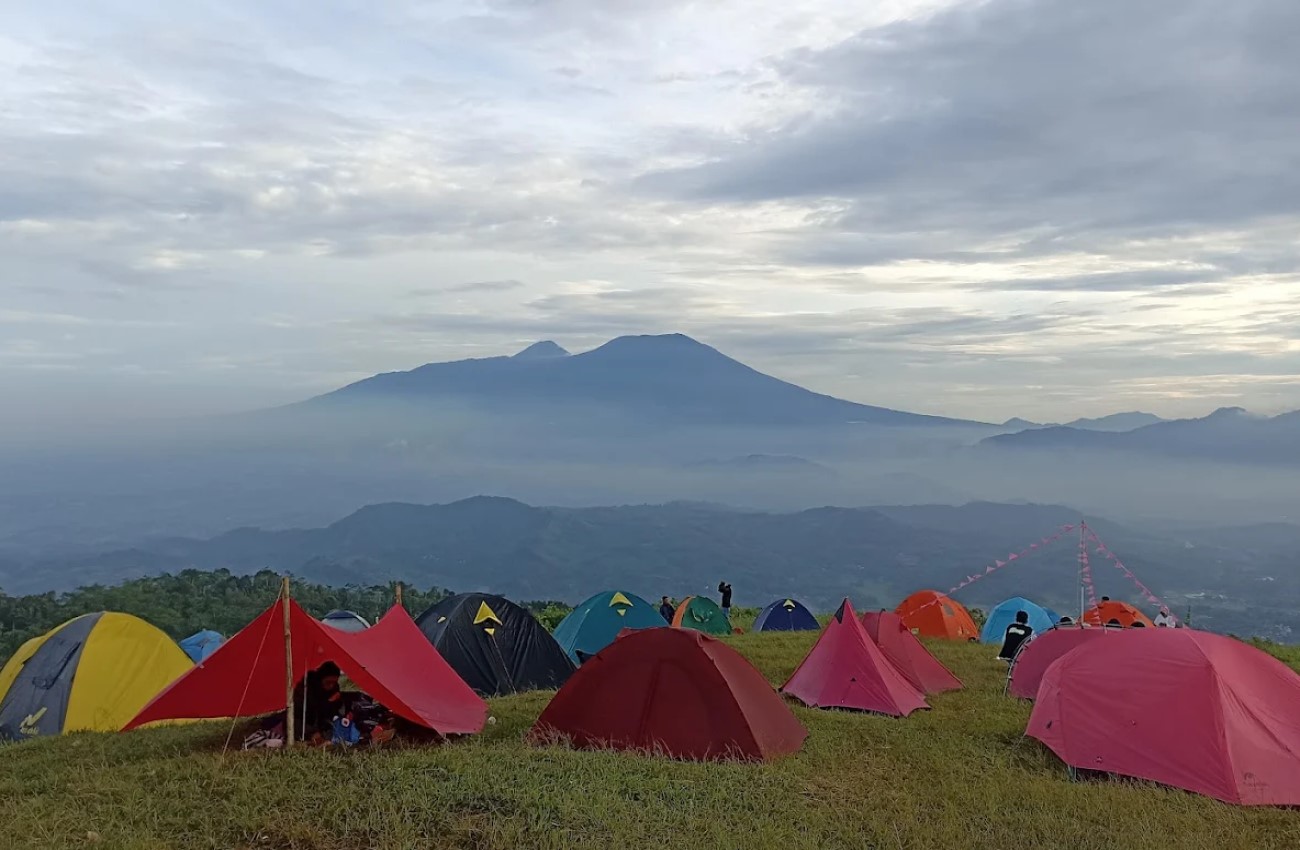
[997, 611, 1034, 661]
[718, 582, 733, 617]
[659, 596, 675, 623]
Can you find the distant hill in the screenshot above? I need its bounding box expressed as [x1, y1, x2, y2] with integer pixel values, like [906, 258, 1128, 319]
[1001, 412, 1165, 433]
[305, 334, 982, 427]
[982, 407, 1300, 464]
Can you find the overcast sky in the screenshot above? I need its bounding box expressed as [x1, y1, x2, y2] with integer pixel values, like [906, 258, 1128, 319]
[3, 0, 1299, 426]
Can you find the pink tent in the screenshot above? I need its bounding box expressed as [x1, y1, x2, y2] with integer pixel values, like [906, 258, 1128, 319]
[1007, 624, 1113, 700]
[782, 600, 928, 717]
[1028, 629, 1300, 805]
[861, 610, 962, 695]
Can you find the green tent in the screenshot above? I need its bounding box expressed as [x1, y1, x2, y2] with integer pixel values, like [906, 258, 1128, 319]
[672, 596, 733, 636]
[553, 591, 666, 664]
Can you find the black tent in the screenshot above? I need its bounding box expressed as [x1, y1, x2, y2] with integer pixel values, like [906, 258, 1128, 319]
[415, 593, 575, 695]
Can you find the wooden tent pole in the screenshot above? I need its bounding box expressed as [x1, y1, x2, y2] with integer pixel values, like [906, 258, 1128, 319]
[281, 576, 295, 746]
[396, 582, 404, 610]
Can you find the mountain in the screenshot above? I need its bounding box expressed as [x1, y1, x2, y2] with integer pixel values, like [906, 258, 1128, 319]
[1063, 412, 1164, 432]
[982, 407, 1300, 463]
[7, 498, 1300, 638]
[307, 333, 983, 427]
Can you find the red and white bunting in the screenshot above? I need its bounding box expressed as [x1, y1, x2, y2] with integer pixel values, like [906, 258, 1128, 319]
[1085, 527, 1176, 623]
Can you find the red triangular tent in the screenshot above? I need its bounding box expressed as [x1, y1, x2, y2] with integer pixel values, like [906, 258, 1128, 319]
[861, 610, 963, 695]
[1028, 629, 1300, 805]
[530, 628, 806, 762]
[125, 599, 487, 736]
[782, 600, 928, 717]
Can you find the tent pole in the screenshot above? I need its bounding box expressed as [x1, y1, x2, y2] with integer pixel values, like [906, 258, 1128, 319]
[1078, 521, 1086, 621]
[396, 583, 404, 610]
[281, 576, 295, 747]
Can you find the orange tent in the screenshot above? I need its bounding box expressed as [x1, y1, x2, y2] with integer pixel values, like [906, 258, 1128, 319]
[894, 590, 978, 640]
[1081, 600, 1153, 628]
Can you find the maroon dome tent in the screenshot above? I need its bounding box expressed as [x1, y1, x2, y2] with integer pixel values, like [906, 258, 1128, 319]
[782, 600, 928, 717]
[1028, 629, 1300, 805]
[1007, 624, 1114, 700]
[530, 628, 806, 762]
[861, 610, 962, 695]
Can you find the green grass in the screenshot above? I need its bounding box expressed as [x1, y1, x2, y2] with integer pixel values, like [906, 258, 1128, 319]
[4, 634, 1299, 850]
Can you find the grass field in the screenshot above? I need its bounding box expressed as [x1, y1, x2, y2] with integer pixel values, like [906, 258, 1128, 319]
[4, 631, 1299, 850]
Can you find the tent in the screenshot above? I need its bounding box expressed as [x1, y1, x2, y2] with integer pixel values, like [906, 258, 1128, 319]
[415, 593, 574, 695]
[671, 596, 732, 636]
[0, 613, 193, 740]
[179, 630, 225, 663]
[782, 600, 928, 717]
[321, 610, 371, 633]
[1081, 599, 1153, 628]
[895, 590, 979, 640]
[979, 597, 1058, 643]
[530, 628, 807, 762]
[127, 599, 486, 737]
[1028, 629, 1300, 805]
[861, 610, 963, 695]
[1007, 623, 1112, 700]
[752, 598, 819, 632]
[553, 591, 666, 665]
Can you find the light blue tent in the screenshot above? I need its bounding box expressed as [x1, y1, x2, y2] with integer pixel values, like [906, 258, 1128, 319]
[179, 629, 224, 662]
[980, 597, 1057, 643]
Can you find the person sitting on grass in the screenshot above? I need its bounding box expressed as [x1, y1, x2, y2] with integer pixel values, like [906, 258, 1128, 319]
[292, 661, 345, 744]
[997, 610, 1034, 662]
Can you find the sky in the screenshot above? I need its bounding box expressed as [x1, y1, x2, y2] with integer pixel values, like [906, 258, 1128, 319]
[3, 0, 1300, 427]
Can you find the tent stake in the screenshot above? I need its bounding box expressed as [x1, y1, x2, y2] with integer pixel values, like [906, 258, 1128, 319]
[281, 576, 295, 747]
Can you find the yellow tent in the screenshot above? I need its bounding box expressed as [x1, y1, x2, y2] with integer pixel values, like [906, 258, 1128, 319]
[0, 612, 193, 740]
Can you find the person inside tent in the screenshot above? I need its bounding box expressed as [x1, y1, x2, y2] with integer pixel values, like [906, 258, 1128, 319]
[660, 596, 675, 623]
[292, 661, 345, 743]
[718, 582, 733, 618]
[997, 611, 1034, 662]
[1154, 607, 1175, 628]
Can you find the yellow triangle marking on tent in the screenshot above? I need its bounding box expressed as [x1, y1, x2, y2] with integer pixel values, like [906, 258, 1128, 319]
[783, 599, 795, 609]
[617, 609, 626, 616]
[609, 592, 632, 607]
[473, 602, 502, 626]
[484, 627, 496, 636]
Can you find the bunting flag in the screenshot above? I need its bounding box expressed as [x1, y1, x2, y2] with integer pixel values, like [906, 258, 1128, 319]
[1084, 526, 1176, 623]
[1077, 526, 1099, 611]
[907, 524, 1077, 615]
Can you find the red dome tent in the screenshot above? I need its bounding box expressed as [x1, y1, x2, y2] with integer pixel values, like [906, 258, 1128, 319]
[1028, 629, 1300, 805]
[1081, 599, 1153, 628]
[895, 590, 979, 640]
[530, 628, 805, 762]
[782, 600, 928, 717]
[1007, 624, 1112, 700]
[126, 598, 487, 738]
[861, 610, 962, 695]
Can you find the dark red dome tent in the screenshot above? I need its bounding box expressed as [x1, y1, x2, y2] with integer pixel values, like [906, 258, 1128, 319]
[530, 628, 806, 762]
[782, 600, 928, 717]
[1028, 629, 1300, 805]
[125, 597, 487, 738]
[860, 610, 962, 695]
[1007, 623, 1113, 700]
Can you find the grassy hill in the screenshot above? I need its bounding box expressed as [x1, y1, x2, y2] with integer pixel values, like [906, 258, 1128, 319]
[5, 629, 1299, 849]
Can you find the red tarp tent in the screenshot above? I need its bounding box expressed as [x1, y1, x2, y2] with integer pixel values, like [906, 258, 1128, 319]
[1028, 629, 1300, 805]
[861, 610, 963, 695]
[125, 599, 487, 736]
[530, 628, 806, 762]
[1007, 624, 1114, 700]
[783, 600, 928, 717]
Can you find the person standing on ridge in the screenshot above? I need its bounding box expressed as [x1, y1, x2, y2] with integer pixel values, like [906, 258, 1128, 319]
[1153, 607, 1175, 628]
[718, 582, 733, 618]
[997, 610, 1034, 661]
[659, 596, 675, 623]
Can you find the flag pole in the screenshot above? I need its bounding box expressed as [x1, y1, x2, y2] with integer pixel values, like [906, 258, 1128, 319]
[281, 576, 295, 746]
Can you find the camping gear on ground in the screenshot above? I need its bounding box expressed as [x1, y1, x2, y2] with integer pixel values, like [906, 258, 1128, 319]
[1028, 628, 1300, 805]
[782, 599, 928, 717]
[1006, 623, 1112, 699]
[1080, 599, 1153, 628]
[553, 591, 666, 665]
[530, 627, 806, 761]
[671, 595, 732, 636]
[320, 610, 371, 632]
[0, 612, 193, 741]
[179, 630, 225, 663]
[415, 593, 575, 695]
[979, 597, 1058, 643]
[861, 610, 963, 695]
[125, 597, 487, 738]
[752, 598, 819, 632]
[895, 590, 979, 640]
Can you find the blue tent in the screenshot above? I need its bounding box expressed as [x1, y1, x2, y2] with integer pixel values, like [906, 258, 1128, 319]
[980, 597, 1057, 643]
[752, 598, 819, 632]
[179, 629, 224, 663]
[553, 591, 666, 664]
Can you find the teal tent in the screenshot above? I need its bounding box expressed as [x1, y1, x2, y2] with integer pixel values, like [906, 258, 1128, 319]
[672, 596, 733, 636]
[553, 591, 665, 664]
